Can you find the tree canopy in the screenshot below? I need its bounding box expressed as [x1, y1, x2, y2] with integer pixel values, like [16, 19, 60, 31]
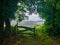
[0, 0, 60, 42]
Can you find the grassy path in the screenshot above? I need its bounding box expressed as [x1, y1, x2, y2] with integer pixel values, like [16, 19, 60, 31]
[2, 34, 60, 45]
[2, 28, 60, 45]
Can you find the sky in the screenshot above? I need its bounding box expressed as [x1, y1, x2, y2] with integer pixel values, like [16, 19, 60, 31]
[11, 13, 45, 26]
[23, 13, 44, 21]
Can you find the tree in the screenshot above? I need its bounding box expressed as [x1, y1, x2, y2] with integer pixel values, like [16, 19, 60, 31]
[3, 0, 19, 33]
[25, 0, 60, 37]
[0, 0, 28, 44]
[3, 0, 28, 36]
[0, 0, 4, 31]
[37, 0, 60, 37]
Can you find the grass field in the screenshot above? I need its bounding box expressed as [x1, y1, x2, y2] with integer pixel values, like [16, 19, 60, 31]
[2, 26, 60, 45]
[15, 26, 60, 45]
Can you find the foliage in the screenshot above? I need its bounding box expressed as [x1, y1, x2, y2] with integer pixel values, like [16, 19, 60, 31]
[0, 0, 60, 45]
[38, 0, 60, 37]
[15, 2, 28, 22]
[25, 0, 60, 37]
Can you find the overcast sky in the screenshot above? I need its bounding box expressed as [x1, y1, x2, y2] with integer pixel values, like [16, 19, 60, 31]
[11, 13, 45, 26]
[23, 13, 43, 21]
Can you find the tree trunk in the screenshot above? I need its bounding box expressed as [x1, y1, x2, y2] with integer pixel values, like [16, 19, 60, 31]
[5, 18, 11, 37]
[0, 20, 4, 32]
[0, 12, 4, 45]
[5, 18, 13, 45]
[52, 0, 57, 30]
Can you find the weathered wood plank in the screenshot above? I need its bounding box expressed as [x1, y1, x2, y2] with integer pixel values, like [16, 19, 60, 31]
[16, 26, 36, 36]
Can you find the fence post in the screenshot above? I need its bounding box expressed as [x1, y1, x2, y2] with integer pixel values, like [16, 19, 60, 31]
[34, 26, 36, 36]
